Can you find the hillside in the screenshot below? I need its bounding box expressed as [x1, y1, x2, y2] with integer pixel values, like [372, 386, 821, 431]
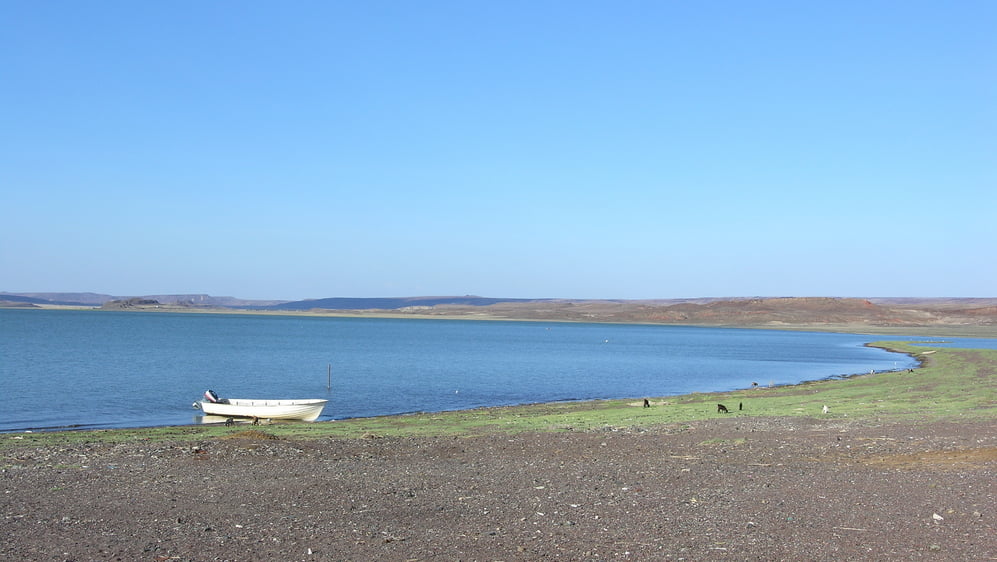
[367, 296, 997, 331]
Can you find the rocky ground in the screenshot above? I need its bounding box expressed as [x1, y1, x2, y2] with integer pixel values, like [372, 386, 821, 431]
[2, 416, 995, 561]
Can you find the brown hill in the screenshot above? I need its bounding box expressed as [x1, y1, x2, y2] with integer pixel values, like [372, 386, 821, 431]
[379, 297, 997, 331]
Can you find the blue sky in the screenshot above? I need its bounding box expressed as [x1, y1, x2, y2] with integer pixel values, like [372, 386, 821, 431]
[2, 1, 994, 300]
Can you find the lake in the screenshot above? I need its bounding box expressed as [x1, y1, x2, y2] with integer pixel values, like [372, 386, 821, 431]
[0, 309, 935, 432]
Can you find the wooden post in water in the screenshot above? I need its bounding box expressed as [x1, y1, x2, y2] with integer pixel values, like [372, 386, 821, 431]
[327, 364, 331, 390]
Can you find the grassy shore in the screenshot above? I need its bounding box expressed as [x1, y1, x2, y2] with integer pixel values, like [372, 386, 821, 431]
[5, 340, 994, 449]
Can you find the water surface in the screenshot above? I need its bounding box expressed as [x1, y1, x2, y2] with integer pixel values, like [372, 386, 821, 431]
[1, 309, 926, 431]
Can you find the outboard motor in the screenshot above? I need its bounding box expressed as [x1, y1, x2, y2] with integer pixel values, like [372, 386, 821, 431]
[204, 389, 221, 403]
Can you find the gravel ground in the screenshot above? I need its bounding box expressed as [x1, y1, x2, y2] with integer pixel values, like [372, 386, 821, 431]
[2, 416, 995, 561]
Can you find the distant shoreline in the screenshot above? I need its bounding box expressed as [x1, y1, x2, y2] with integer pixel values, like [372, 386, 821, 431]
[11, 303, 997, 339]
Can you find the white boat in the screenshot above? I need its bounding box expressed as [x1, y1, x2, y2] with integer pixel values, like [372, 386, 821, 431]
[195, 391, 327, 422]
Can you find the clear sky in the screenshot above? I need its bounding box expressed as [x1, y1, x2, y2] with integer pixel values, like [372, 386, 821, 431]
[2, 1, 994, 300]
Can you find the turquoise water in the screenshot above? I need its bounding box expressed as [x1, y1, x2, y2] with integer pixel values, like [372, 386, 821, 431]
[0, 309, 924, 431]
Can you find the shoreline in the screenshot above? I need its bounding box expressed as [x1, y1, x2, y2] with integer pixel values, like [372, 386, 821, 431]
[0, 338, 923, 436]
[4, 340, 992, 444]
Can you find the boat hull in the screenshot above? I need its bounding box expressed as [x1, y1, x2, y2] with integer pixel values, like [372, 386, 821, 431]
[198, 399, 327, 421]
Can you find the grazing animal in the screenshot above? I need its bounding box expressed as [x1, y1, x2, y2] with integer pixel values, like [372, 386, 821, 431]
[822, 405, 829, 414]
[643, 398, 650, 408]
[717, 403, 729, 413]
[224, 418, 234, 426]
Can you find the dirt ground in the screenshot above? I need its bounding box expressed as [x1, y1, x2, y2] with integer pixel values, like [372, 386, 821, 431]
[2, 416, 995, 561]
